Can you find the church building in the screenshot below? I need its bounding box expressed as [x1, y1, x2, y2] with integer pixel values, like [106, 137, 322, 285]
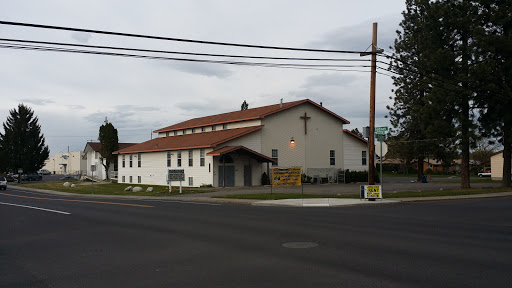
[114, 99, 368, 187]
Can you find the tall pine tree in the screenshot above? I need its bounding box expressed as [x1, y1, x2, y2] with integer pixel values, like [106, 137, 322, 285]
[473, 0, 512, 186]
[0, 104, 49, 173]
[98, 120, 119, 180]
[388, 0, 457, 181]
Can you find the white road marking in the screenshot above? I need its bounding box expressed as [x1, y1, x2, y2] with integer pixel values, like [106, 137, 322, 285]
[0, 202, 71, 215]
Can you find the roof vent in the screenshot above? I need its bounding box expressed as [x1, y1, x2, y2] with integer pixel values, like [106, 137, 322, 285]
[320, 102, 323, 107]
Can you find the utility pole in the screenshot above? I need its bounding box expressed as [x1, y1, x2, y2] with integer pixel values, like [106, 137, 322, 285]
[361, 23, 383, 185]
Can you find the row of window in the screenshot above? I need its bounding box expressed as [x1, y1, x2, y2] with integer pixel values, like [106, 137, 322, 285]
[121, 149, 367, 169]
[122, 153, 142, 168]
[121, 175, 194, 186]
[167, 149, 206, 167]
[122, 175, 142, 184]
[272, 149, 338, 166]
[271, 149, 367, 166]
[165, 124, 228, 137]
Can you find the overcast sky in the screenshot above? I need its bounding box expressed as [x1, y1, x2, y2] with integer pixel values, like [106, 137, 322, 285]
[1, 0, 406, 155]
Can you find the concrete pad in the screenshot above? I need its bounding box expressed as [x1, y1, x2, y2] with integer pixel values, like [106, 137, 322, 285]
[252, 198, 399, 207]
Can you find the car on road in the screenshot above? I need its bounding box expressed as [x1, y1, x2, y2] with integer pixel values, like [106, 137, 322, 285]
[21, 173, 43, 181]
[38, 169, 51, 175]
[477, 170, 491, 177]
[0, 176, 7, 190]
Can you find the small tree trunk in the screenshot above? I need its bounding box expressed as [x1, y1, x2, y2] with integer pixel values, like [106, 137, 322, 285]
[503, 126, 511, 187]
[417, 155, 424, 182]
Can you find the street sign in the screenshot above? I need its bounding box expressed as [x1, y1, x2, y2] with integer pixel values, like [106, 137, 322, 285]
[376, 134, 386, 142]
[374, 126, 388, 134]
[168, 169, 185, 182]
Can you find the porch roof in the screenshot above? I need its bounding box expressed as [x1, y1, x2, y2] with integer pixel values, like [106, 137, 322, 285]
[207, 146, 276, 163]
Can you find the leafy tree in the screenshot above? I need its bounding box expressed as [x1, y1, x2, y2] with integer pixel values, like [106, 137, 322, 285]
[241, 100, 249, 110]
[0, 104, 49, 173]
[98, 121, 119, 180]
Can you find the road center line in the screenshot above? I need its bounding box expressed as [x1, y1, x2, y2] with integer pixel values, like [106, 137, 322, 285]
[0, 202, 71, 215]
[0, 192, 153, 208]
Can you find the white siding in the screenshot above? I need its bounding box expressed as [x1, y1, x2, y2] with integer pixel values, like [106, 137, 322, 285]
[118, 149, 215, 187]
[343, 134, 369, 171]
[260, 103, 345, 178]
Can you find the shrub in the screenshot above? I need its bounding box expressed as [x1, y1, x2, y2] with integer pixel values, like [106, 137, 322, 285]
[345, 168, 380, 184]
[261, 172, 270, 185]
[301, 173, 312, 183]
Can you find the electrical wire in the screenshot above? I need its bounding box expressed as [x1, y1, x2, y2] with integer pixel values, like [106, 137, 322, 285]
[0, 20, 366, 54]
[0, 38, 371, 63]
[0, 43, 373, 72]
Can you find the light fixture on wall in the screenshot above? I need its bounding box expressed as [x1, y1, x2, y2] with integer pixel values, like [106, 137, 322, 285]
[290, 137, 295, 144]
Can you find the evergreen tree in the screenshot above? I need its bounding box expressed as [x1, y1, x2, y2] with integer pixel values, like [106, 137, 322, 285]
[350, 128, 363, 138]
[0, 104, 49, 173]
[98, 120, 119, 180]
[388, 0, 457, 181]
[473, 0, 512, 186]
[389, 0, 481, 186]
[241, 100, 249, 110]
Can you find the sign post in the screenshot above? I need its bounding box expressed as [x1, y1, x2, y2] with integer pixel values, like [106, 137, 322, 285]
[168, 169, 185, 193]
[375, 127, 387, 192]
[91, 165, 96, 194]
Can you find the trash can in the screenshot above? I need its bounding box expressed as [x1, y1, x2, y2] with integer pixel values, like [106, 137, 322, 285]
[421, 175, 427, 183]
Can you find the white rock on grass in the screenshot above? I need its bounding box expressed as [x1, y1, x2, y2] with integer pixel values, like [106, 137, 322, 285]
[146, 187, 154, 192]
[71, 184, 77, 188]
[132, 187, 143, 192]
[63, 182, 71, 187]
[124, 186, 133, 192]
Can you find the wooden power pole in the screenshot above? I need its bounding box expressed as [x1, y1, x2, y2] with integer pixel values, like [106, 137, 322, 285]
[361, 23, 382, 185]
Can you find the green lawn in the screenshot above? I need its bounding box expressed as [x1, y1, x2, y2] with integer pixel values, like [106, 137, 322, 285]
[17, 181, 215, 196]
[216, 187, 512, 200]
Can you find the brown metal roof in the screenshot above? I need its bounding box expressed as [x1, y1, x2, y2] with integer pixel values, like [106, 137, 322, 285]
[207, 145, 275, 163]
[153, 99, 349, 133]
[114, 126, 263, 154]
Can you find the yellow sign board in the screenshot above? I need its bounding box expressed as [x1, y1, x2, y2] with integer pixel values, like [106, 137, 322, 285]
[272, 167, 302, 187]
[360, 185, 382, 199]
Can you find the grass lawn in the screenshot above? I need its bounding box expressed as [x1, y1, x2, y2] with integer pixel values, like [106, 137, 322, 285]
[216, 187, 512, 201]
[17, 181, 215, 197]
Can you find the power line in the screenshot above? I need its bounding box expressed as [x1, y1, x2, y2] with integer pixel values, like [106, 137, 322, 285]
[0, 38, 370, 63]
[0, 20, 365, 54]
[0, 43, 373, 72]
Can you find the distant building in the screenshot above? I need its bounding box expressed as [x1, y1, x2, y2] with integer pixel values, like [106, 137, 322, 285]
[42, 151, 86, 175]
[115, 99, 369, 187]
[490, 151, 511, 180]
[83, 142, 137, 180]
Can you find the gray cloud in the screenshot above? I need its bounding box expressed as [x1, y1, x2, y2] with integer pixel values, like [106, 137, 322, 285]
[66, 104, 86, 110]
[161, 61, 232, 78]
[302, 73, 362, 89]
[308, 15, 401, 52]
[71, 32, 92, 44]
[19, 98, 56, 106]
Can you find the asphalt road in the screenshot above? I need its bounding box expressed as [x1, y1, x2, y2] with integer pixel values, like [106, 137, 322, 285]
[1, 188, 511, 287]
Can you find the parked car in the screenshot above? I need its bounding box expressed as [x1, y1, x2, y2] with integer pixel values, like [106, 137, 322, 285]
[0, 176, 7, 190]
[21, 173, 43, 181]
[38, 169, 51, 175]
[478, 170, 491, 177]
